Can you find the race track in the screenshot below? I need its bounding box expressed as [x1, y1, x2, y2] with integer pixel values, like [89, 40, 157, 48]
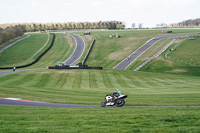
[113, 34, 198, 70]
[114, 36, 172, 70]
[0, 98, 99, 108]
[64, 33, 85, 65]
[1, 33, 199, 108]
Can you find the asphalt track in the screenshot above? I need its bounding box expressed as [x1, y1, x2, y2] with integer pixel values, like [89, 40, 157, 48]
[64, 33, 85, 65]
[1, 99, 199, 108]
[0, 99, 99, 108]
[0, 68, 44, 76]
[113, 35, 190, 70]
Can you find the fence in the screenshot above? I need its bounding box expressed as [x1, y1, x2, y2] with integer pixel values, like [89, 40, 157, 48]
[134, 39, 176, 71]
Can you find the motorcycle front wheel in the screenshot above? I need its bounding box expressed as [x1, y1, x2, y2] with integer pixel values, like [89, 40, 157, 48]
[101, 100, 107, 107]
[116, 99, 126, 107]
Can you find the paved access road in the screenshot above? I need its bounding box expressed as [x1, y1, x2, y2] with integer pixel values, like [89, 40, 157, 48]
[64, 33, 85, 65]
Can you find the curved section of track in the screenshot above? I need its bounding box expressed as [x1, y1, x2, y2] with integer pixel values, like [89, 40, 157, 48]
[64, 33, 85, 65]
[0, 98, 99, 108]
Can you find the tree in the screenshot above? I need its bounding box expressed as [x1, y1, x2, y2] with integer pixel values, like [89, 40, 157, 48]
[132, 23, 136, 28]
[138, 23, 143, 29]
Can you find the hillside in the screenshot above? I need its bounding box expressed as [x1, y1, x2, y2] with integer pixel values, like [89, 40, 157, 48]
[0, 33, 50, 67]
[141, 35, 200, 76]
[0, 29, 200, 133]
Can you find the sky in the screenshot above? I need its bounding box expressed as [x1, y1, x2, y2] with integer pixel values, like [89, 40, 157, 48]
[0, 0, 200, 28]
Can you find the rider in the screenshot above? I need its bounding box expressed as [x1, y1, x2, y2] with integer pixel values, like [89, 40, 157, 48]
[109, 90, 122, 102]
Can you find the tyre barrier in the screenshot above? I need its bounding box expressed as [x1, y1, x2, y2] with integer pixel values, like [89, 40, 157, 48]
[0, 33, 55, 69]
[48, 65, 103, 70]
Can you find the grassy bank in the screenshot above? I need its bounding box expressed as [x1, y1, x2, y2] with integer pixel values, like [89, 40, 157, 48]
[0, 106, 199, 133]
[0, 69, 199, 106]
[0, 33, 49, 67]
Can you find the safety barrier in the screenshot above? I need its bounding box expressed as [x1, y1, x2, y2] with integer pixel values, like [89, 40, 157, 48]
[48, 65, 103, 70]
[82, 39, 95, 65]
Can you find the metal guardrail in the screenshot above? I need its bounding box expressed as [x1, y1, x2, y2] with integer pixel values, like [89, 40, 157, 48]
[134, 39, 176, 71]
[82, 39, 95, 65]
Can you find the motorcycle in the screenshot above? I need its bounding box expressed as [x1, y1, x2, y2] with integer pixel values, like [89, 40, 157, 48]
[101, 93, 127, 107]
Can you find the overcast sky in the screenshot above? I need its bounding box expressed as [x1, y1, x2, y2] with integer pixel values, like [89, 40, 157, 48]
[1, 0, 200, 27]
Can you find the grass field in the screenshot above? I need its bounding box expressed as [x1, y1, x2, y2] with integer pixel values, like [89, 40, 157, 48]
[0, 33, 49, 67]
[0, 69, 199, 106]
[0, 106, 199, 133]
[0, 29, 200, 133]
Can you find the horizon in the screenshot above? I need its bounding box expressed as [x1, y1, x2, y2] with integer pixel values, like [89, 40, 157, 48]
[1, 0, 200, 28]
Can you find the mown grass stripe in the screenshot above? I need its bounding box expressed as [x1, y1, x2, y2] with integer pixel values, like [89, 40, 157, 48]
[32, 74, 51, 88]
[120, 74, 137, 88]
[2, 74, 27, 87]
[18, 74, 36, 87]
[106, 72, 121, 88]
[56, 73, 68, 89]
[80, 71, 90, 89]
[102, 72, 114, 88]
[72, 71, 82, 89]
[89, 70, 97, 88]
[95, 71, 106, 89]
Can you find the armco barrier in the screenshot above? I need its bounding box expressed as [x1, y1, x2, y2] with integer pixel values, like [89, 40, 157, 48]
[82, 39, 95, 65]
[0, 33, 55, 69]
[49, 65, 103, 70]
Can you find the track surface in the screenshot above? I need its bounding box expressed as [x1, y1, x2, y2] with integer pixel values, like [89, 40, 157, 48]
[1, 98, 199, 108]
[0, 99, 99, 108]
[114, 34, 199, 70]
[114, 36, 172, 70]
[64, 33, 85, 65]
[0, 68, 44, 76]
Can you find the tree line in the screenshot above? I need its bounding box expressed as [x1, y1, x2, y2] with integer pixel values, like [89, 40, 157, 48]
[170, 18, 200, 27]
[0, 21, 125, 32]
[0, 21, 124, 45]
[0, 25, 26, 45]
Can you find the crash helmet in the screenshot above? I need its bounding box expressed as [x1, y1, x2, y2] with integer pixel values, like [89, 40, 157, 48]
[115, 89, 122, 95]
